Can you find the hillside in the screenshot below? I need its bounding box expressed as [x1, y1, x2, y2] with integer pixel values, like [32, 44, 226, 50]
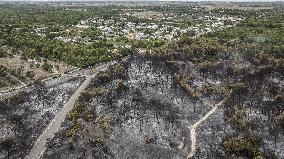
[42, 9, 284, 159]
[0, 2, 283, 159]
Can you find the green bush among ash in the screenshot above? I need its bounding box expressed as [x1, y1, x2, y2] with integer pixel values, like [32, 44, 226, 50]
[83, 87, 107, 97]
[223, 136, 265, 159]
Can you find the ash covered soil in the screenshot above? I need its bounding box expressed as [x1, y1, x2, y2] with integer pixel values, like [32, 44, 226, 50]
[0, 76, 84, 159]
[42, 55, 283, 159]
[42, 56, 211, 159]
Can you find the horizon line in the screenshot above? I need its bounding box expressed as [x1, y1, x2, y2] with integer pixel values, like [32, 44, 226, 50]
[1, 0, 283, 2]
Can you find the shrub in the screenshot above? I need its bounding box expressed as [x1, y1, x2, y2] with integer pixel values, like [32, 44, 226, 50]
[67, 101, 86, 122]
[26, 71, 35, 79]
[84, 87, 106, 97]
[174, 71, 198, 99]
[111, 63, 126, 78]
[223, 136, 263, 158]
[229, 107, 251, 130]
[65, 122, 82, 138]
[95, 71, 112, 84]
[96, 115, 112, 138]
[0, 65, 8, 77]
[42, 62, 53, 72]
[114, 80, 127, 92]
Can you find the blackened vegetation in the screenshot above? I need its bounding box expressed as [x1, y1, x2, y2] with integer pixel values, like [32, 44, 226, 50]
[44, 10, 284, 159]
[152, 31, 283, 159]
[44, 47, 283, 159]
[44, 55, 217, 159]
[36, 49, 280, 159]
[160, 47, 283, 158]
[0, 77, 82, 159]
[138, 12, 284, 158]
[156, 55, 282, 158]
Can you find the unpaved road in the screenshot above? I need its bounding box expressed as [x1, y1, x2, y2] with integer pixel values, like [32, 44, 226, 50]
[187, 91, 231, 159]
[25, 63, 111, 159]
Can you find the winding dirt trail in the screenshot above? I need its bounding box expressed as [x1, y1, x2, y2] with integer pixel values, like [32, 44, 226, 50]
[187, 91, 231, 159]
[25, 64, 110, 159]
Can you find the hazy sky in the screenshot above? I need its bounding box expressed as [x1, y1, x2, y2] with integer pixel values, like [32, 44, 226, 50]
[2, 0, 282, 1]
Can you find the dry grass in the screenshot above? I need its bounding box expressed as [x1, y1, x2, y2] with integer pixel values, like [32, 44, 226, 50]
[0, 55, 74, 83]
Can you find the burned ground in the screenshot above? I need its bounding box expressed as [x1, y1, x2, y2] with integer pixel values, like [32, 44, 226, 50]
[43, 54, 284, 159]
[0, 76, 83, 159]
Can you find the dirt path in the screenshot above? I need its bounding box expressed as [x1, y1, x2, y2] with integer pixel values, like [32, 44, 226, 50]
[187, 91, 231, 159]
[25, 64, 110, 159]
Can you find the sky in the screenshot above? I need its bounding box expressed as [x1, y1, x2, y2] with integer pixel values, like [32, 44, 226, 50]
[2, 0, 283, 1]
